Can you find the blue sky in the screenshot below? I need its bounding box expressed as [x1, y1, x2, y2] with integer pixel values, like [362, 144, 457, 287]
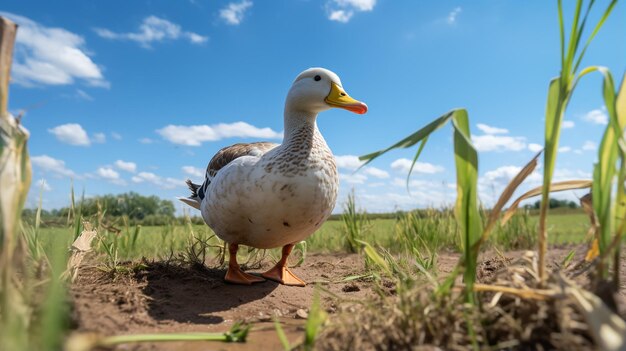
[3, 0, 625, 213]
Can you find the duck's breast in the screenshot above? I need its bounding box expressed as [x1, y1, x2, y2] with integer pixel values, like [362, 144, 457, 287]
[202, 154, 338, 248]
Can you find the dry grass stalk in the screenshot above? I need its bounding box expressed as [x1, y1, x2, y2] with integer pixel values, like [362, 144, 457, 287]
[473, 151, 541, 253]
[318, 251, 623, 350]
[502, 180, 592, 225]
[472, 283, 556, 301]
[63, 222, 97, 282]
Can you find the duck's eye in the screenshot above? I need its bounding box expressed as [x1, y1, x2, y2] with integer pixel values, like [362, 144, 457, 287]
[314, 75, 321, 81]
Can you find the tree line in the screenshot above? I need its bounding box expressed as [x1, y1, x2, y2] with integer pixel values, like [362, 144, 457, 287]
[22, 192, 203, 226]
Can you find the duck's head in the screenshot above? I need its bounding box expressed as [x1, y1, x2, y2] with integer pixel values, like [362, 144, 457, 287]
[285, 67, 368, 115]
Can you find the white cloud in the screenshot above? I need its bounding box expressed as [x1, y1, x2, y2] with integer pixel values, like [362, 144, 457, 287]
[528, 143, 543, 152]
[131, 171, 184, 189]
[446, 7, 462, 25]
[476, 123, 508, 135]
[182, 166, 204, 178]
[31, 155, 76, 178]
[335, 155, 388, 179]
[93, 132, 106, 143]
[472, 135, 526, 152]
[480, 165, 542, 190]
[336, 0, 376, 11]
[97, 167, 120, 180]
[115, 160, 137, 173]
[48, 123, 91, 146]
[1, 12, 107, 87]
[562, 120, 575, 129]
[362, 167, 389, 179]
[327, 0, 376, 23]
[328, 10, 353, 23]
[139, 138, 154, 144]
[335, 155, 364, 170]
[582, 140, 596, 151]
[554, 168, 592, 180]
[339, 172, 367, 184]
[220, 0, 253, 25]
[391, 158, 444, 174]
[157, 122, 282, 146]
[558, 146, 571, 153]
[94, 16, 208, 48]
[582, 108, 608, 125]
[111, 132, 122, 140]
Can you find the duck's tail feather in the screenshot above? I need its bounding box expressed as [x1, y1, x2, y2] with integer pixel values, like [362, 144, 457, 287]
[179, 179, 205, 210]
[178, 196, 201, 210]
[186, 179, 201, 197]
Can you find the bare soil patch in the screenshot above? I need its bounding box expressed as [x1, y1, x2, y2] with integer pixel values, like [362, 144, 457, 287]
[70, 253, 372, 350]
[70, 245, 625, 350]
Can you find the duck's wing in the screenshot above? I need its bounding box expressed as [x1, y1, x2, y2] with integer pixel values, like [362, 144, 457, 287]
[206, 142, 278, 179]
[180, 142, 279, 209]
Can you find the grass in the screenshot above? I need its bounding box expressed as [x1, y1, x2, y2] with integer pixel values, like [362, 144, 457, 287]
[31, 211, 590, 263]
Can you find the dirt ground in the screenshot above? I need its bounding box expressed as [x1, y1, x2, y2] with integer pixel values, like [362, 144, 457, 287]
[70, 246, 625, 350]
[70, 253, 376, 351]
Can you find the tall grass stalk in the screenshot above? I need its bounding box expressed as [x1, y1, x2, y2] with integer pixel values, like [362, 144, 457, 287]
[537, 0, 617, 282]
[592, 71, 625, 282]
[341, 190, 369, 253]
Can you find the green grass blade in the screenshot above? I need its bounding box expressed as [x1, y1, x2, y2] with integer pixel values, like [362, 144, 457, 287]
[573, 0, 618, 73]
[358, 110, 454, 165]
[357, 240, 392, 276]
[614, 73, 626, 289]
[304, 290, 327, 351]
[406, 136, 429, 192]
[539, 77, 564, 281]
[274, 319, 291, 351]
[563, 0, 584, 75]
[591, 68, 623, 279]
[451, 110, 482, 303]
[100, 322, 250, 346]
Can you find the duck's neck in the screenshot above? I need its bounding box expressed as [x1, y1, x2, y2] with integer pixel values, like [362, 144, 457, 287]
[282, 109, 320, 148]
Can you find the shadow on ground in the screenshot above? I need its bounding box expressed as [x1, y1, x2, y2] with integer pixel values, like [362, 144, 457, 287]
[134, 262, 279, 325]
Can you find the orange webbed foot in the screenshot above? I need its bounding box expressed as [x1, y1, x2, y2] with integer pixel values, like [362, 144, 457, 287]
[262, 265, 306, 287]
[225, 267, 266, 285]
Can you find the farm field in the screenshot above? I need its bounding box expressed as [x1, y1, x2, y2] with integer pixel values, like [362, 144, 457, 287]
[37, 211, 591, 261]
[2, 1, 626, 350]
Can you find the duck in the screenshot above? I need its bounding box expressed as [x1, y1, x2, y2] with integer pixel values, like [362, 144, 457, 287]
[179, 67, 367, 286]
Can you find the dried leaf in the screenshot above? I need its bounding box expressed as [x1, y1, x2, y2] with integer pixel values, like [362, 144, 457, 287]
[502, 180, 592, 224]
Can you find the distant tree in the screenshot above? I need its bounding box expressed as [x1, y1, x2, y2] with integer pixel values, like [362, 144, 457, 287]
[530, 198, 579, 209]
[55, 192, 176, 220]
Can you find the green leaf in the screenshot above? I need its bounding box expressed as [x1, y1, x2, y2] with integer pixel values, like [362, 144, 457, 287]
[359, 111, 454, 165]
[451, 110, 483, 303]
[274, 319, 291, 351]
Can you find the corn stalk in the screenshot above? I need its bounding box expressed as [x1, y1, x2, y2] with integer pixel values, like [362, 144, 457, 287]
[537, 0, 617, 282]
[361, 109, 483, 303]
[0, 16, 33, 350]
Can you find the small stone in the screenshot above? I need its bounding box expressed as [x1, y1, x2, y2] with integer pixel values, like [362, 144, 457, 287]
[272, 308, 283, 317]
[295, 309, 308, 319]
[257, 312, 271, 322]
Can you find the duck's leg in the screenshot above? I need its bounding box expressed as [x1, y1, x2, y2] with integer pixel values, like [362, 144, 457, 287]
[261, 244, 306, 287]
[225, 243, 265, 285]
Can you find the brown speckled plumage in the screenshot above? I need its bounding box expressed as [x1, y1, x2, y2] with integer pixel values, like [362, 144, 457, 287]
[207, 142, 278, 178]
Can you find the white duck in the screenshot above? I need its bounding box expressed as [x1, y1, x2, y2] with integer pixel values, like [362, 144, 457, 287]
[180, 68, 367, 286]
